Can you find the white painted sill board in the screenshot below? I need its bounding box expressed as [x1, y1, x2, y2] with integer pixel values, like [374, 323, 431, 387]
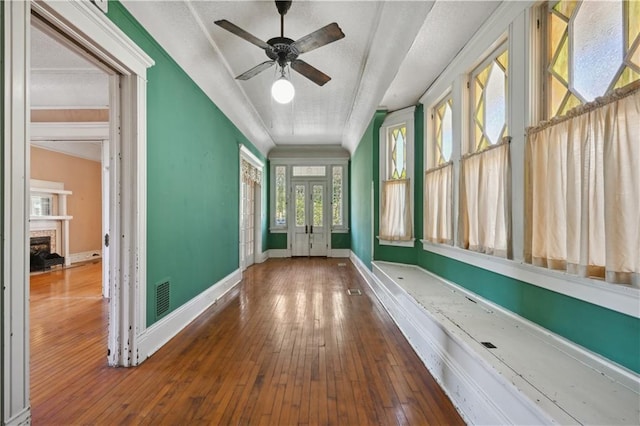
[373, 261, 640, 425]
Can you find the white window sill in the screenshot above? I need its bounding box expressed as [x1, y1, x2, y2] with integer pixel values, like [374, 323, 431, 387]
[331, 228, 350, 233]
[421, 240, 640, 318]
[268, 227, 287, 233]
[377, 237, 415, 248]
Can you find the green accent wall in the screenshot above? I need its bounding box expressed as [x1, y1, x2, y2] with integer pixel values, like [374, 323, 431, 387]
[268, 232, 287, 250]
[107, 3, 266, 326]
[350, 111, 386, 268]
[331, 233, 350, 249]
[418, 251, 640, 373]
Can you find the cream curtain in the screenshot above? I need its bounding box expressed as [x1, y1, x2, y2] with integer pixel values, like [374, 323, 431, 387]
[380, 179, 412, 241]
[525, 85, 639, 286]
[424, 163, 453, 245]
[458, 142, 511, 258]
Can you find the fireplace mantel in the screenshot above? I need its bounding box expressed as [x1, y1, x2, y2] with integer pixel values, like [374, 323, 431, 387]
[29, 179, 73, 266]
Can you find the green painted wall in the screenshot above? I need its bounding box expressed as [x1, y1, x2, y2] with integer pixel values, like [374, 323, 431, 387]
[268, 232, 287, 250]
[418, 251, 640, 373]
[107, 3, 266, 326]
[350, 103, 640, 373]
[331, 233, 350, 249]
[349, 111, 385, 268]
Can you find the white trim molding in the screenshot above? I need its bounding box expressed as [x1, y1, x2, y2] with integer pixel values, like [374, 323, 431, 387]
[137, 269, 242, 362]
[30, 121, 109, 141]
[3, 2, 31, 423]
[329, 248, 350, 258]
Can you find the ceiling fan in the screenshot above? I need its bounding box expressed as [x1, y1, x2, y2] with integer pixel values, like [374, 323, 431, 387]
[214, 0, 345, 91]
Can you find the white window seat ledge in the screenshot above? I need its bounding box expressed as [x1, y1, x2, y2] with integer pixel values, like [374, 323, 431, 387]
[351, 257, 639, 425]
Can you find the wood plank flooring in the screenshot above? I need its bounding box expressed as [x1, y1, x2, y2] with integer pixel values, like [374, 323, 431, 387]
[30, 257, 464, 425]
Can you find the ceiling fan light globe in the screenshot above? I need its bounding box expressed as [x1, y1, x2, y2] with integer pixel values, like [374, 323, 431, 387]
[271, 77, 295, 104]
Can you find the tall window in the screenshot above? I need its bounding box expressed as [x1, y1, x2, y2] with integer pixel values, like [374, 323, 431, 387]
[274, 165, 287, 227]
[332, 166, 343, 228]
[546, 0, 640, 118]
[459, 43, 511, 258]
[379, 106, 414, 244]
[424, 94, 454, 245]
[526, 0, 640, 286]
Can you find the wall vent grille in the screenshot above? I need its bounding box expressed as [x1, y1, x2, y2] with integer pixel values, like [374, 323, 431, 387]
[156, 280, 170, 319]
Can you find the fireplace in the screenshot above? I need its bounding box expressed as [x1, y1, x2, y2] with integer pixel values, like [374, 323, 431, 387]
[30, 236, 65, 272]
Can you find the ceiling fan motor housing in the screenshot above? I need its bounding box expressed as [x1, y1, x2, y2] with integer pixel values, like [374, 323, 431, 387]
[266, 37, 299, 67]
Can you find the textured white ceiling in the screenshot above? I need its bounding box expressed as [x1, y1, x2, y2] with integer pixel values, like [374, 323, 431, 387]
[31, 25, 109, 108]
[32, 1, 501, 156]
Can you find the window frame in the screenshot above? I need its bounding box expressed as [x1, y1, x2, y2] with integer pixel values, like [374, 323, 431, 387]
[468, 41, 510, 154]
[269, 163, 289, 232]
[378, 106, 415, 247]
[429, 91, 454, 170]
[269, 159, 349, 234]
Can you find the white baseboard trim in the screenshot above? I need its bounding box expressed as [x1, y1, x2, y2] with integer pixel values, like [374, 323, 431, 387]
[268, 249, 290, 258]
[5, 407, 31, 426]
[69, 250, 102, 264]
[329, 248, 350, 258]
[136, 268, 242, 363]
[255, 250, 269, 263]
[348, 251, 550, 425]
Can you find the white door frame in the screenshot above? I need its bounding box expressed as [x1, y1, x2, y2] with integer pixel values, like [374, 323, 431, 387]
[239, 144, 264, 271]
[2, 1, 153, 424]
[290, 179, 329, 257]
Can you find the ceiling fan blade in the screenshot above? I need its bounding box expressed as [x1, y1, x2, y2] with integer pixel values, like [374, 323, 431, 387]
[291, 22, 345, 55]
[236, 61, 276, 80]
[291, 59, 331, 86]
[214, 19, 271, 50]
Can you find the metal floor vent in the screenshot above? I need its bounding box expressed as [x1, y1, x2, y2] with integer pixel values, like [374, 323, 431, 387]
[481, 341, 497, 349]
[337, 263, 347, 267]
[346, 288, 362, 296]
[156, 280, 171, 319]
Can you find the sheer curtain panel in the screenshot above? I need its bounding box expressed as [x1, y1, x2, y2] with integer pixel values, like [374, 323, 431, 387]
[525, 84, 639, 286]
[458, 141, 511, 258]
[424, 163, 453, 245]
[380, 179, 412, 241]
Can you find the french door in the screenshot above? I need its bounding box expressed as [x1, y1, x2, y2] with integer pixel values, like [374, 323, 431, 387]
[241, 174, 255, 269]
[291, 180, 327, 256]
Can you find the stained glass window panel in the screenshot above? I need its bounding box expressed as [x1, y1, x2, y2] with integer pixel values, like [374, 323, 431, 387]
[295, 185, 305, 227]
[572, 0, 623, 101]
[434, 97, 453, 165]
[312, 185, 323, 227]
[389, 125, 407, 179]
[275, 166, 287, 226]
[473, 53, 507, 149]
[546, 0, 639, 118]
[332, 166, 343, 227]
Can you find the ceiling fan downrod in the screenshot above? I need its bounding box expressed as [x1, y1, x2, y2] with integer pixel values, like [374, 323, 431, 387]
[275, 1, 292, 38]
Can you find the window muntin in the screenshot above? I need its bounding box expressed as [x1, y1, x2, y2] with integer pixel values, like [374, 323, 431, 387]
[471, 46, 508, 152]
[332, 166, 343, 227]
[433, 95, 453, 166]
[546, 0, 640, 118]
[274, 165, 287, 226]
[388, 124, 407, 179]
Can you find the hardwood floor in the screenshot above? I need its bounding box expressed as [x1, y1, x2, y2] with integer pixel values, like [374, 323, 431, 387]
[30, 258, 464, 425]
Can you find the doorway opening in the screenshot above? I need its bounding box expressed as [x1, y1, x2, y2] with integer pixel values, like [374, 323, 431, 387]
[28, 15, 113, 408]
[240, 145, 264, 270]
